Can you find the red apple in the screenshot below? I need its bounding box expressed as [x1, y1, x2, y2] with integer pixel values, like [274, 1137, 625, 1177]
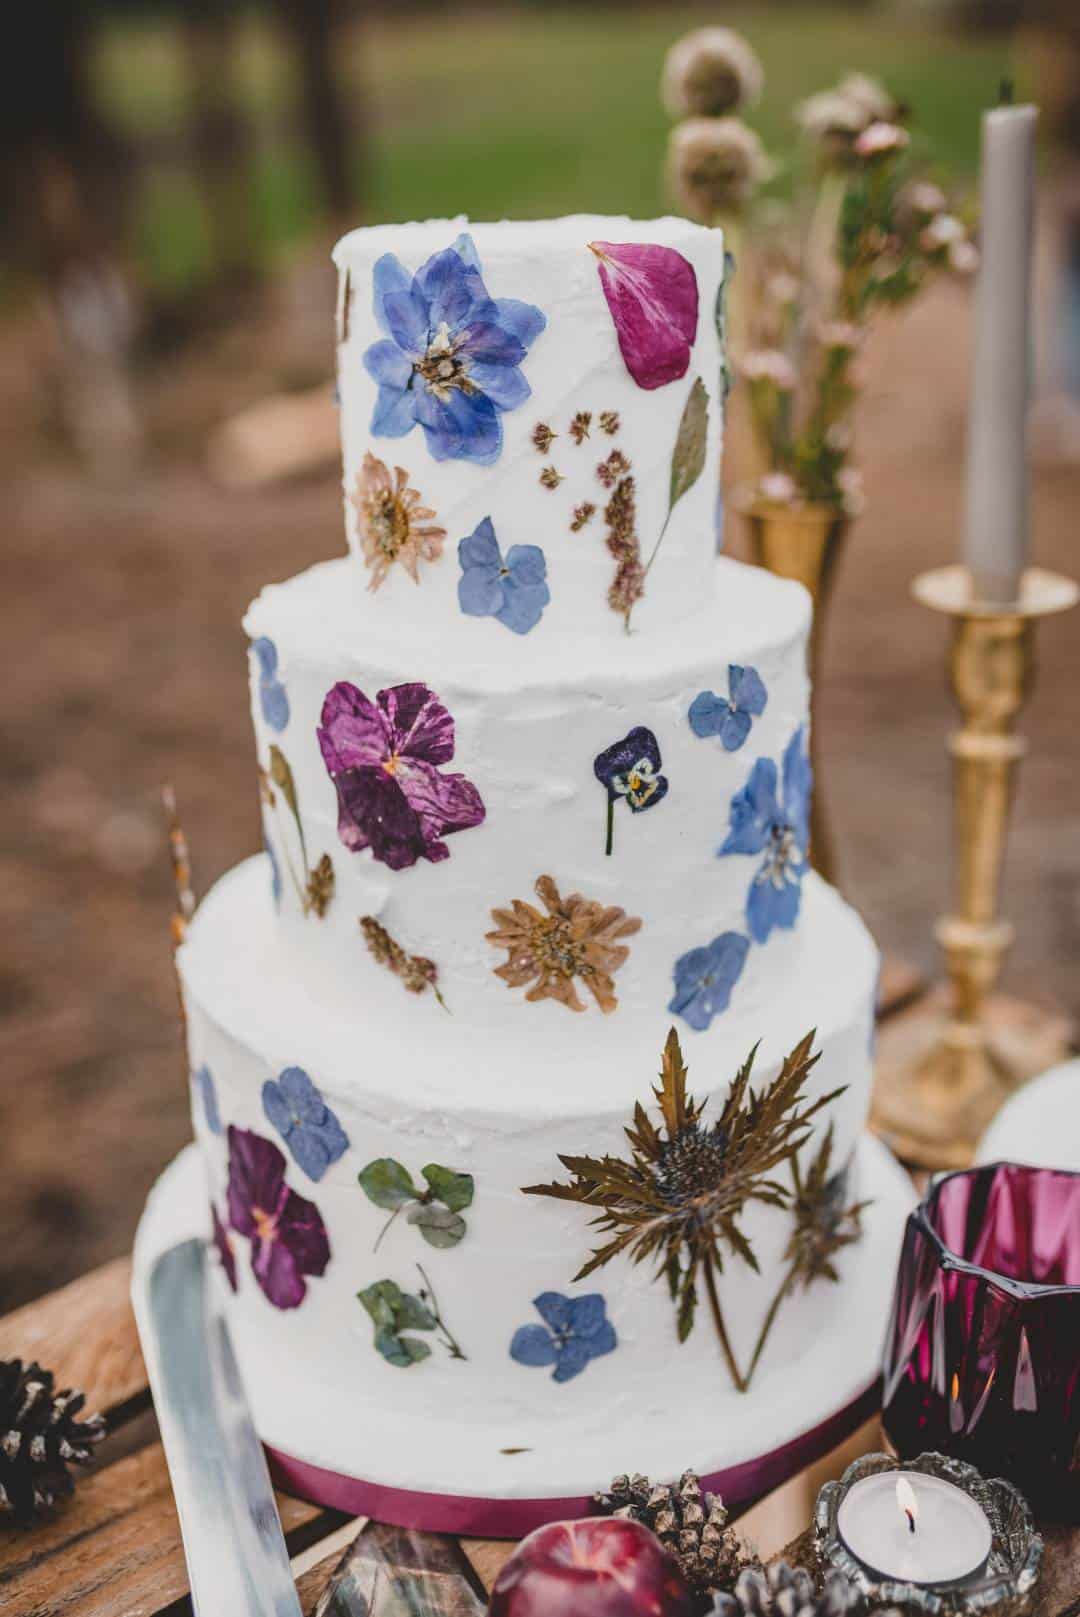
[489, 1516, 697, 1617]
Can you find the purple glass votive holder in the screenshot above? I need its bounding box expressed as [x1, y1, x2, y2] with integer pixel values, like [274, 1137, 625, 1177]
[882, 1161, 1080, 1519]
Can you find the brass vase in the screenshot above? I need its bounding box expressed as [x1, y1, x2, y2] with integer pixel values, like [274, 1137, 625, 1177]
[735, 492, 852, 886]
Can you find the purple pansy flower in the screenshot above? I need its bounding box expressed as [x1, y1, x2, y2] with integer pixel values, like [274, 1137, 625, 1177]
[688, 666, 768, 752]
[363, 233, 546, 466]
[261, 1066, 348, 1183]
[211, 1203, 237, 1293]
[318, 681, 486, 872]
[668, 931, 750, 1032]
[226, 1126, 330, 1310]
[252, 637, 290, 733]
[457, 517, 550, 635]
[193, 1064, 222, 1135]
[719, 727, 812, 944]
[510, 1292, 617, 1383]
[593, 726, 668, 855]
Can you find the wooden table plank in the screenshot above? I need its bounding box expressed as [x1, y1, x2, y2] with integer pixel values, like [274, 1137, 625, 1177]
[0, 1258, 145, 1419]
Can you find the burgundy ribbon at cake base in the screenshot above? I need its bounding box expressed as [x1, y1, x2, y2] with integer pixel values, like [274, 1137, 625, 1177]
[266, 1376, 881, 1538]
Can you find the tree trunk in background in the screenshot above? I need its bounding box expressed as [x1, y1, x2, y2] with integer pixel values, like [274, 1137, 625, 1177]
[273, 0, 357, 223]
[181, 0, 259, 291]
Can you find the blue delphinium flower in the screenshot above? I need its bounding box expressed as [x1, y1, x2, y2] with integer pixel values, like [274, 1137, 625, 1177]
[720, 726, 812, 945]
[510, 1292, 616, 1383]
[252, 637, 290, 733]
[688, 665, 767, 752]
[457, 517, 550, 635]
[265, 829, 282, 909]
[668, 932, 750, 1032]
[193, 1064, 223, 1135]
[593, 726, 668, 855]
[261, 1067, 349, 1183]
[363, 233, 546, 466]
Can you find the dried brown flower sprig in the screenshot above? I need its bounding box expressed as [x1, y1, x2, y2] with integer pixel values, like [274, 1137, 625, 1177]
[487, 874, 641, 1015]
[603, 475, 645, 629]
[571, 502, 596, 532]
[599, 410, 620, 436]
[524, 1028, 842, 1391]
[531, 422, 557, 453]
[743, 1125, 866, 1383]
[361, 915, 447, 1010]
[569, 411, 593, 443]
[539, 465, 564, 490]
[351, 453, 447, 592]
[597, 450, 632, 488]
[305, 854, 335, 918]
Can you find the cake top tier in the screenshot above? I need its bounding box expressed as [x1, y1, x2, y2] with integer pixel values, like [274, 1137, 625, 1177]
[333, 214, 726, 641]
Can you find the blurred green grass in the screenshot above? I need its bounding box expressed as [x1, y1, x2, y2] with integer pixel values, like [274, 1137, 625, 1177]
[97, 4, 1014, 295]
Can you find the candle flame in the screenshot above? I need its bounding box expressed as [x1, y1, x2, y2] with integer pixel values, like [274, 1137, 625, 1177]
[896, 1476, 919, 1535]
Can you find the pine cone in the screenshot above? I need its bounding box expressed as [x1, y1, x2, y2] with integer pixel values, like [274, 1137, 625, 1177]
[712, 1562, 863, 1617]
[0, 1360, 106, 1521]
[595, 1469, 753, 1596]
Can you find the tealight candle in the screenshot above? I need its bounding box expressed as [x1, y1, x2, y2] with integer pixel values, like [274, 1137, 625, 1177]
[837, 1470, 993, 1587]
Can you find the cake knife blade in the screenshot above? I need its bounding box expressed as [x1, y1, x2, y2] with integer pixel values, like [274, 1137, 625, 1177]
[145, 1237, 303, 1617]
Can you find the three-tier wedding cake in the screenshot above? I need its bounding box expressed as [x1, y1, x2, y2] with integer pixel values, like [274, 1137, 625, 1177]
[178, 215, 908, 1532]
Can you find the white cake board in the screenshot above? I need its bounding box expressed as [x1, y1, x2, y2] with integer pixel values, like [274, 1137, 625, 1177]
[133, 1133, 915, 1537]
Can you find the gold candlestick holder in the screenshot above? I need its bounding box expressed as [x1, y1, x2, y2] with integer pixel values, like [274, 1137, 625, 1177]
[871, 563, 1078, 1170]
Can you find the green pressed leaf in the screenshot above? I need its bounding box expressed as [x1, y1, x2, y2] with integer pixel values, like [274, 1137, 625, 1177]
[359, 1158, 419, 1211]
[268, 745, 300, 823]
[668, 376, 709, 515]
[421, 1164, 474, 1214]
[408, 1204, 467, 1249]
[374, 1326, 432, 1369]
[392, 1289, 437, 1332]
[357, 1280, 402, 1331]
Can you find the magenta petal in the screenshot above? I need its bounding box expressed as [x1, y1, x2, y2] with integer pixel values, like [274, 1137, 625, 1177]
[227, 1126, 287, 1239]
[252, 1232, 307, 1309]
[333, 766, 429, 869]
[279, 1188, 331, 1278]
[590, 241, 699, 391]
[318, 682, 394, 773]
[378, 682, 455, 766]
[396, 757, 487, 844]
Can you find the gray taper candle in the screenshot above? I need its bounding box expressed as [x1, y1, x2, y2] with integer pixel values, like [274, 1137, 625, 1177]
[965, 100, 1037, 605]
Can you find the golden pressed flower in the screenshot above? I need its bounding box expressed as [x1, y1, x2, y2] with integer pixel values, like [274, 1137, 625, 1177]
[598, 410, 620, 436]
[571, 502, 596, 532]
[532, 422, 557, 453]
[569, 411, 593, 444]
[361, 915, 447, 1009]
[487, 874, 642, 1015]
[539, 465, 565, 489]
[305, 853, 335, 918]
[351, 452, 447, 591]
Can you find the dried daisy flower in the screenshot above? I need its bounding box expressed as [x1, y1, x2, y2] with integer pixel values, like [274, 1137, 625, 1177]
[597, 449, 631, 488]
[661, 27, 764, 120]
[532, 422, 557, 453]
[569, 411, 593, 444]
[668, 117, 775, 222]
[487, 874, 641, 1015]
[598, 410, 620, 436]
[351, 452, 447, 591]
[361, 916, 447, 1009]
[571, 502, 596, 532]
[539, 465, 564, 490]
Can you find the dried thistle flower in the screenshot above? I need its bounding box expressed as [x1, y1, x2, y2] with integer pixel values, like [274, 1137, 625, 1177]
[305, 853, 335, 918]
[596, 450, 632, 489]
[571, 502, 596, 532]
[532, 422, 557, 453]
[599, 410, 620, 436]
[524, 1027, 842, 1390]
[597, 1469, 755, 1597]
[569, 411, 593, 444]
[487, 874, 641, 1015]
[539, 465, 564, 490]
[361, 916, 447, 1010]
[351, 452, 447, 591]
[603, 475, 645, 630]
[668, 117, 775, 222]
[661, 27, 764, 120]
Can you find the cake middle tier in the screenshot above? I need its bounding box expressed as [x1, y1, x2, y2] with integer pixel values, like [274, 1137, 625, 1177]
[246, 552, 817, 1048]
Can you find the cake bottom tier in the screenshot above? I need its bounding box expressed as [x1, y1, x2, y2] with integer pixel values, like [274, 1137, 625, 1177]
[177, 855, 907, 1516]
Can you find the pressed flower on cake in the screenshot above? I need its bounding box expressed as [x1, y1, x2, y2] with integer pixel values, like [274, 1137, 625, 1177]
[487, 875, 641, 1014]
[251, 637, 289, 733]
[510, 1293, 617, 1383]
[351, 453, 447, 590]
[593, 727, 669, 856]
[211, 1204, 238, 1293]
[363, 232, 546, 466]
[226, 1127, 330, 1310]
[688, 666, 768, 753]
[457, 517, 550, 636]
[318, 681, 486, 871]
[192, 1063, 222, 1135]
[261, 1067, 349, 1183]
[719, 727, 812, 944]
[668, 932, 750, 1032]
